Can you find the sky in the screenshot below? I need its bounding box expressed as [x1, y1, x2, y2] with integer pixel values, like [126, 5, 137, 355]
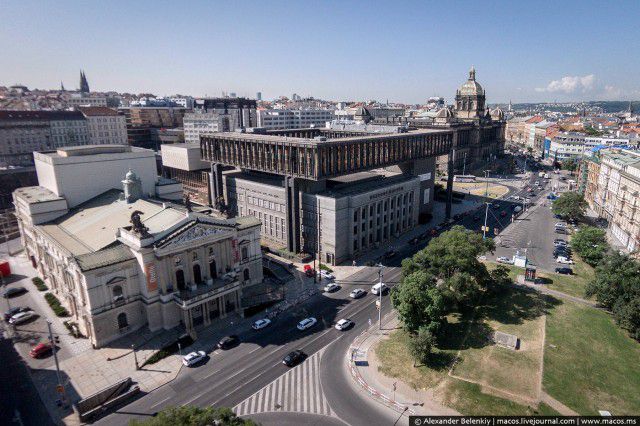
[2, 0, 640, 104]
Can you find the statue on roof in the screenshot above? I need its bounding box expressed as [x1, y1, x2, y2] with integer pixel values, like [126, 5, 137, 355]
[184, 194, 193, 212]
[130, 210, 151, 238]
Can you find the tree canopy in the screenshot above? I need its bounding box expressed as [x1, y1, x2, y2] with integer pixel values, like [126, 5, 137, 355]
[408, 326, 436, 366]
[390, 269, 445, 334]
[130, 406, 257, 426]
[571, 226, 608, 266]
[552, 192, 587, 221]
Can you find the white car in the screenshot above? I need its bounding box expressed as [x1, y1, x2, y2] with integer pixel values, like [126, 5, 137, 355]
[350, 289, 366, 299]
[496, 256, 513, 264]
[323, 283, 339, 292]
[318, 270, 335, 281]
[252, 318, 272, 330]
[555, 222, 567, 228]
[556, 256, 574, 264]
[9, 311, 36, 325]
[182, 350, 206, 367]
[371, 283, 388, 295]
[334, 318, 353, 331]
[513, 206, 522, 213]
[297, 317, 317, 331]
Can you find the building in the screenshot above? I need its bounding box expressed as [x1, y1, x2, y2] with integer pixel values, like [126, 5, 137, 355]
[547, 132, 635, 163]
[78, 107, 128, 146]
[161, 143, 212, 206]
[184, 98, 257, 144]
[13, 144, 263, 347]
[79, 70, 90, 93]
[257, 108, 334, 130]
[582, 148, 640, 254]
[119, 107, 186, 128]
[0, 110, 90, 167]
[256, 92, 262, 101]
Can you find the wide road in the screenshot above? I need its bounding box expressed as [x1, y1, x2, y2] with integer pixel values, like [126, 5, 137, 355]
[97, 267, 402, 426]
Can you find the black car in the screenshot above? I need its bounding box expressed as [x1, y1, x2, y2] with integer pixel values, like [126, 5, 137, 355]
[3, 287, 26, 298]
[217, 335, 239, 350]
[4, 306, 30, 322]
[384, 250, 397, 259]
[555, 267, 573, 275]
[283, 350, 306, 367]
[553, 249, 571, 257]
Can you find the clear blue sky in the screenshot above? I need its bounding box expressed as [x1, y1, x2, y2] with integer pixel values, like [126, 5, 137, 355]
[2, 0, 639, 103]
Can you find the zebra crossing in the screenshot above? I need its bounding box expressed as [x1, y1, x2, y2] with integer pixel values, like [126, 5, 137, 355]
[234, 349, 334, 417]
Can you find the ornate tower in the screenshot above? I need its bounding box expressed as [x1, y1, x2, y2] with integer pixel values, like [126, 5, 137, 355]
[454, 66, 486, 120]
[79, 70, 90, 93]
[122, 170, 143, 203]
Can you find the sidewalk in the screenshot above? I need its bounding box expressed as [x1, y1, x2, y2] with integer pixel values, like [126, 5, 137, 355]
[347, 314, 459, 417]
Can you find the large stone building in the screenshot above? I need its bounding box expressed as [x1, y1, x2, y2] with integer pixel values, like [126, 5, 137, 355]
[78, 106, 128, 146]
[257, 108, 334, 130]
[13, 145, 263, 347]
[184, 98, 257, 144]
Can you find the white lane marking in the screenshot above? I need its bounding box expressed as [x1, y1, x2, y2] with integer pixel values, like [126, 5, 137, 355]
[150, 396, 171, 409]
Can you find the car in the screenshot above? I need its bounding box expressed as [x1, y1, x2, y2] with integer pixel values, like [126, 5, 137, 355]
[553, 238, 567, 244]
[496, 256, 513, 264]
[4, 306, 30, 322]
[350, 288, 366, 299]
[555, 228, 567, 234]
[384, 250, 397, 259]
[408, 237, 419, 245]
[513, 206, 522, 213]
[283, 349, 306, 367]
[182, 350, 206, 366]
[371, 282, 388, 295]
[217, 335, 239, 349]
[304, 268, 316, 278]
[334, 318, 353, 331]
[318, 270, 335, 280]
[323, 283, 339, 292]
[3, 287, 26, 298]
[9, 311, 36, 325]
[297, 317, 317, 331]
[492, 203, 500, 209]
[556, 256, 574, 264]
[553, 250, 570, 258]
[252, 318, 271, 330]
[29, 342, 53, 358]
[555, 267, 573, 275]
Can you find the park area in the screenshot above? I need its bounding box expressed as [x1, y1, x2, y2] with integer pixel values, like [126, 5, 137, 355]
[453, 181, 510, 199]
[376, 284, 640, 415]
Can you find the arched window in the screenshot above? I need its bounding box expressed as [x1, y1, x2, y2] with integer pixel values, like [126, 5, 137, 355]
[243, 268, 250, 281]
[209, 259, 217, 279]
[193, 264, 202, 284]
[117, 313, 128, 330]
[112, 285, 124, 303]
[241, 247, 248, 260]
[175, 269, 185, 291]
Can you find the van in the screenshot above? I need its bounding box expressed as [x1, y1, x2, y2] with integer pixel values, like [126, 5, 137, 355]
[371, 283, 388, 295]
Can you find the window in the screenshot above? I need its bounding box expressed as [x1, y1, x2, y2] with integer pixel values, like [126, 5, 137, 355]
[193, 264, 202, 284]
[117, 313, 128, 330]
[242, 246, 248, 260]
[243, 268, 250, 281]
[112, 285, 124, 303]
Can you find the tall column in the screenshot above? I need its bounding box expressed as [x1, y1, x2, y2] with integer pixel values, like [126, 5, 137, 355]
[446, 146, 455, 219]
[284, 176, 301, 253]
[210, 163, 224, 207]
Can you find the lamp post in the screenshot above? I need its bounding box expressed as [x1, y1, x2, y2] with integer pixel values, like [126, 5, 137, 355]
[377, 264, 384, 330]
[132, 344, 139, 370]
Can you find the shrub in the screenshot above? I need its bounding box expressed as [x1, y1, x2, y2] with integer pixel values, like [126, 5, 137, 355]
[44, 292, 69, 317]
[32, 277, 48, 291]
[318, 264, 333, 272]
[143, 334, 195, 366]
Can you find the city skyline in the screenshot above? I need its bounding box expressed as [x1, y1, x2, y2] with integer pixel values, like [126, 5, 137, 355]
[2, 0, 640, 104]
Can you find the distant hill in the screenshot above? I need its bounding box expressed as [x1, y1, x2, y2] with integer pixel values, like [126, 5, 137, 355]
[491, 101, 637, 114]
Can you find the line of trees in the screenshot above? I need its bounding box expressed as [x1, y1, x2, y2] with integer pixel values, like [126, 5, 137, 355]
[391, 226, 509, 364]
[130, 406, 256, 426]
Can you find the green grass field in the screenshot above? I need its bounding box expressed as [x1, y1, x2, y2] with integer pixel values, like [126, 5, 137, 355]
[543, 300, 640, 415]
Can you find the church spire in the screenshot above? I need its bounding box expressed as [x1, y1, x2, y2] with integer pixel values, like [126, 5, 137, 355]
[469, 65, 476, 81]
[79, 70, 90, 93]
[60, 81, 65, 92]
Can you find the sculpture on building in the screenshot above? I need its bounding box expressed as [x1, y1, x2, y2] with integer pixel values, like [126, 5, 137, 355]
[215, 196, 229, 216]
[184, 194, 193, 212]
[130, 210, 151, 238]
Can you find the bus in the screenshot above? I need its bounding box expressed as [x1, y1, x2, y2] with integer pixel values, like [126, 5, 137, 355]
[454, 175, 477, 183]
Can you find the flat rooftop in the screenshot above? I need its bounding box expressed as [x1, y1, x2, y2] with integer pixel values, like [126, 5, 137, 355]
[14, 186, 64, 204]
[320, 172, 417, 197]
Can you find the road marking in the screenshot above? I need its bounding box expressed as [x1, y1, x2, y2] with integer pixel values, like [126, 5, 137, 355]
[150, 396, 171, 409]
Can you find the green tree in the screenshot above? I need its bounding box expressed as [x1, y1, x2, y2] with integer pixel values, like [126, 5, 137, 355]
[488, 264, 512, 294]
[130, 406, 257, 426]
[403, 226, 495, 306]
[562, 159, 578, 173]
[552, 192, 587, 221]
[391, 270, 445, 334]
[571, 226, 608, 266]
[408, 326, 436, 367]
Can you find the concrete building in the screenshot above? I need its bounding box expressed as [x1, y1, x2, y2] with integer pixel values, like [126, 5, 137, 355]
[78, 106, 128, 146]
[13, 144, 262, 347]
[582, 148, 640, 254]
[257, 108, 334, 130]
[0, 110, 90, 167]
[547, 132, 635, 163]
[64, 94, 108, 108]
[184, 98, 257, 144]
[161, 143, 212, 206]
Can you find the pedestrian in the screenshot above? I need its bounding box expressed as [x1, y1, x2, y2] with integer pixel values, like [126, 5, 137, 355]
[352, 260, 356, 267]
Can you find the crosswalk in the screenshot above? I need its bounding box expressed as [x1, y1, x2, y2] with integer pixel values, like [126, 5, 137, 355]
[234, 349, 334, 417]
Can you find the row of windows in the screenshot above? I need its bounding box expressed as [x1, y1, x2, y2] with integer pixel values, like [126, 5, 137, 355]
[246, 195, 285, 212]
[352, 192, 414, 222]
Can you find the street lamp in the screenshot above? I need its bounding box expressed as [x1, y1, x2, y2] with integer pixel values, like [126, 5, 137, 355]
[377, 264, 384, 330]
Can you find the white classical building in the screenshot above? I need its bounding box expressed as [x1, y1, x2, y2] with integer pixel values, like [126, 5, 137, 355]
[13, 145, 262, 347]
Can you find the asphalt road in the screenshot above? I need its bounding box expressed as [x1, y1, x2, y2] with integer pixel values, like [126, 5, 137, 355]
[96, 267, 402, 426]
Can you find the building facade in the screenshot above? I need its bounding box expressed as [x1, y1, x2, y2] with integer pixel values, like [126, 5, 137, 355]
[78, 106, 128, 146]
[184, 98, 257, 144]
[13, 145, 263, 347]
[257, 108, 334, 130]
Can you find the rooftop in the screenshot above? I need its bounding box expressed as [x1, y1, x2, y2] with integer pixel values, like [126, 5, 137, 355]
[0, 110, 85, 121]
[77, 106, 120, 116]
[14, 186, 64, 204]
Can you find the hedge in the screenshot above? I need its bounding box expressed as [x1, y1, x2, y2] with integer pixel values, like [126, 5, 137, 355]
[143, 334, 194, 366]
[32, 277, 48, 291]
[319, 264, 333, 272]
[44, 292, 69, 317]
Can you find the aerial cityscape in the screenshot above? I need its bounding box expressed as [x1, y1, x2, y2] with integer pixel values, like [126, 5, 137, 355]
[1, 1, 639, 426]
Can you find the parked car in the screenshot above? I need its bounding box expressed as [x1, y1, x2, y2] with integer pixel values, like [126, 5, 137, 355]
[350, 289, 366, 299]
[408, 237, 419, 245]
[4, 306, 30, 322]
[334, 318, 353, 331]
[3, 287, 26, 298]
[492, 203, 500, 210]
[9, 311, 36, 325]
[384, 250, 397, 259]
[371, 283, 388, 295]
[297, 317, 317, 331]
[304, 268, 316, 278]
[217, 335, 239, 349]
[496, 256, 513, 264]
[182, 351, 206, 367]
[555, 267, 573, 275]
[318, 270, 335, 280]
[556, 256, 574, 264]
[283, 350, 306, 367]
[29, 342, 53, 358]
[323, 283, 339, 293]
[252, 318, 271, 330]
[513, 206, 522, 213]
[555, 228, 567, 234]
[555, 222, 567, 228]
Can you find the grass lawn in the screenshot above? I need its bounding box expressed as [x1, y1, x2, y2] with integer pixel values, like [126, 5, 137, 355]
[544, 300, 640, 415]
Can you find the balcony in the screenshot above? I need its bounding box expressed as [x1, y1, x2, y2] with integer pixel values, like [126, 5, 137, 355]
[173, 275, 241, 308]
